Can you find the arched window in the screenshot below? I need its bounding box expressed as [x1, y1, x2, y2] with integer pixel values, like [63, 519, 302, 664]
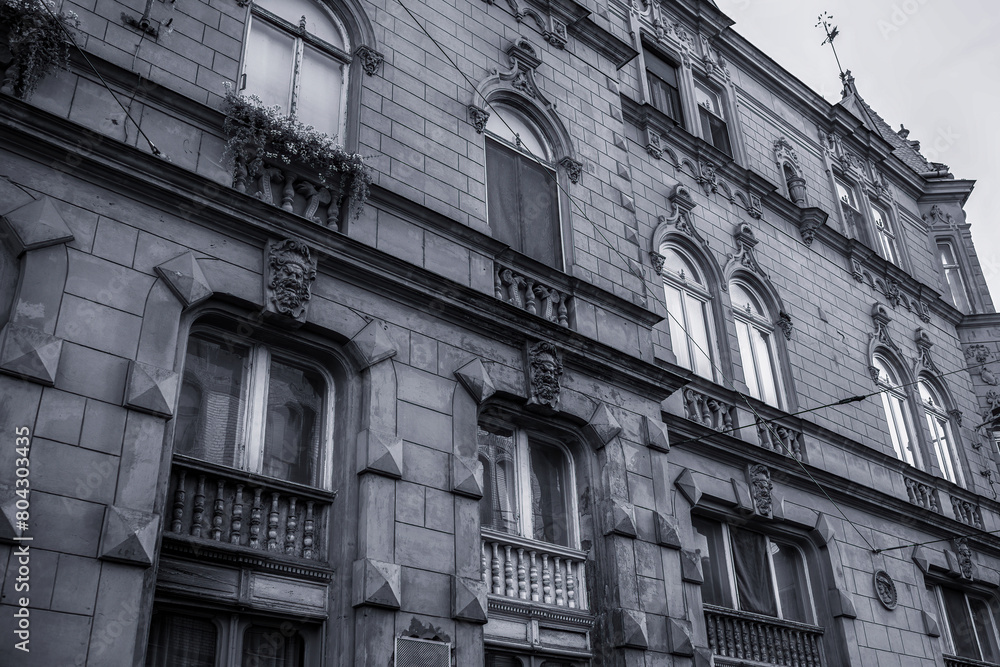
[661, 244, 714, 379]
[872, 354, 920, 467]
[729, 280, 781, 406]
[484, 105, 562, 269]
[919, 378, 965, 486]
[241, 0, 351, 137]
[870, 203, 898, 265]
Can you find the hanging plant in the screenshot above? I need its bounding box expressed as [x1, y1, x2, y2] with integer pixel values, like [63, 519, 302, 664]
[222, 87, 372, 220]
[0, 0, 79, 99]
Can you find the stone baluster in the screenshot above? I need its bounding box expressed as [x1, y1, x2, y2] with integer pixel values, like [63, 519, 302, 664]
[302, 501, 315, 559]
[565, 560, 576, 609]
[267, 492, 280, 551]
[529, 550, 539, 601]
[191, 475, 206, 538]
[553, 556, 564, 606]
[280, 171, 296, 211]
[171, 471, 186, 533]
[249, 488, 263, 549]
[504, 545, 515, 597]
[523, 278, 537, 315]
[491, 542, 502, 595]
[256, 167, 283, 205]
[285, 497, 298, 555]
[517, 548, 527, 599]
[557, 294, 569, 327]
[211, 479, 225, 541]
[233, 160, 248, 193]
[231, 484, 244, 544]
[542, 553, 552, 604]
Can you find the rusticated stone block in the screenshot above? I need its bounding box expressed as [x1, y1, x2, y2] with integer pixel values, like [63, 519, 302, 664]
[353, 558, 401, 609]
[643, 415, 670, 452]
[453, 358, 496, 404]
[0, 484, 24, 540]
[1, 195, 74, 255]
[680, 549, 703, 584]
[356, 429, 403, 479]
[613, 608, 648, 648]
[123, 360, 178, 417]
[667, 617, 694, 656]
[99, 506, 159, 566]
[829, 588, 857, 618]
[604, 498, 637, 537]
[155, 251, 213, 307]
[922, 610, 941, 637]
[693, 646, 714, 667]
[674, 468, 702, 507]
[347, 319, 398, 368]
[0, 324, 64, 385]
[451, 455, 483, 499]
[586, 402, 622, 448]
[813, 512, 836, 545]
[452, 575, 488, 623]
[912, 545, 930, 574]
[655, 512, 681, 549]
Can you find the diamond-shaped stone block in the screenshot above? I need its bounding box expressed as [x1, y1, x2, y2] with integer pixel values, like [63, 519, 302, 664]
[356, 429, 403, 479]
[0, 484, 24, 540]
[347, 319, 397, 368]
[643, 416, 670, 452]
[454, 358, 496, 404]
[912, 545, 929, 574]
[829, 588, 857, 618]
[613, 608, 648, 648]
[674, 468, 702, 507]
[922, 610, 941, 637]
[693, 647, 714, 667]
[586, 402, 621, 448]
[1, 196, 74, 255]
[604, 498, 637, 538]
[124, 360, 179, 417]
[452, 576, 488, 623]
[0, 324, 63, 385]
[667, 617, 694, 656]
[155, 251, 213, 307]
[680, 549, 704, 584]
[451, 455, 483, 499]
[813, 512, 836, 545]
[655, 512, 682, 549]
[730, 478, 753, 514]
[99, 506, 159, 566]
[353, 558, 401, 609]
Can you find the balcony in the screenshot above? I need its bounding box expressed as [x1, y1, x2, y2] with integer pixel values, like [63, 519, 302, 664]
[905, 476, 941, 512]
[494, 265, 573, 328]
[950, 495, 985, 529]
[481, 529, 588, 610]
[705, 605, 825, 667]
[166, 456, 333, 561]
[944, 655, 1000, 667]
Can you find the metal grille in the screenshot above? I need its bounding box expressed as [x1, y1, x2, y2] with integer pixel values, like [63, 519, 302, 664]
[395, 636, 451, 667]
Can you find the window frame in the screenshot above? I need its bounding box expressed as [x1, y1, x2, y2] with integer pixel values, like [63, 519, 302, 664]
[660, 243, 716, 380]
[937, 239, 973, 312]
[918, 377, 965, 487]
[694, 79, 732, 156]
[872, 353, 921, 468]
[239, 1, 352, 139]
[644, 49, 684, 124]
[729, 279, 783, 408]
[175, 323, 336, 491]
[930, 584, 1000, 663]
[869, 201, 899, 265]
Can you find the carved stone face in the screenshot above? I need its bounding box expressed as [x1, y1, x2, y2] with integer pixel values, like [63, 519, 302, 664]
[533, 351, 560, 401]
[749, 465, 772, 515]
[271, 257, 311, 313]
[958, 539, 974, 578]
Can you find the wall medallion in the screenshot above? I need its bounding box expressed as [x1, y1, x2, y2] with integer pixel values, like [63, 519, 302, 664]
[874, 570, 897, 610]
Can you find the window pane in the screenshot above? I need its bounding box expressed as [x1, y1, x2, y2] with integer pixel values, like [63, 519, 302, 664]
[730, 283, 764, 317]
[519, 156, 560, 268]
[295, 44, 344, 137]
[736, 320, 761, 401]
[969, 597, 1000, 663]
[242, 625, 304, 667]
[478, 427, 518, 534]
[486, 139, 522, 252]
[889, 394, 916, 466]
[145, 614, 217, 667]
[942, 587, 980, 659]
[664, 284, 690, 371]
[692, 517, 730, 608]
[244, 19, 295, 112]
[255, 0, 346, 48]
[647, 72, 682, 122]
[262, 360, 324, 486]
[729, 527, 777, 617]
[529, 440, 570, 546]
[771, 542, 810, 623]
[684, 293, 713, 380]
[485, 110, 548, 159]
[177, 335, 249, 468]
[751, 328, 778, 406]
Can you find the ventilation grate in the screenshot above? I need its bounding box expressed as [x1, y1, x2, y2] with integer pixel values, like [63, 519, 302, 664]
[395, 636, 451, 667]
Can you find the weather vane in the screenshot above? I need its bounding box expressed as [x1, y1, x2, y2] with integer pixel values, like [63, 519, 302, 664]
[815, 11, 848, 86]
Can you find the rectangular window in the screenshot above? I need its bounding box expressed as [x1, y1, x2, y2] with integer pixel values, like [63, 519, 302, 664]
[646, 51, 683, 123]
[938, 241, 972, 311]
[694, 82, 732, 156]
[870, 204, 898, 264]
[933, 585, 1000, 663]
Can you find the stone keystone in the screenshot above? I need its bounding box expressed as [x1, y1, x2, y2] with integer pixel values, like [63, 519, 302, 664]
[666, 617, 694, 656]
[1, 196, 74, 255]
[0, 324, 63, 385]
[356, 429, 403, 479]
[452, 576, 488, 623]
[655, 512, 682, 549]
[155, 251, 213, 307]
[643, 416, 670, 452]
[347, 319, 397, 368]
[674, 467, 702, 507]
[454, 358, 496, 404]
[353, 558, 401, 609]
[586, 402, 621, 448]
[451, 455, 483, 499]
[99, 506, 160, 566]
[604, 498, 637, 538]
[613, 608, 648, 648]
[124, 360, 179, 417]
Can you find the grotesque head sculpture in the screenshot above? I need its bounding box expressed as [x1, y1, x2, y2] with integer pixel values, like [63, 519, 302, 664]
[527, 341, 563, 410]
[266, 239, 317, 323]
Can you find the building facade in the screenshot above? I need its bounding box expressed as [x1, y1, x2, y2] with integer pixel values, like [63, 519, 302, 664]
[1, 0, 1000, 665]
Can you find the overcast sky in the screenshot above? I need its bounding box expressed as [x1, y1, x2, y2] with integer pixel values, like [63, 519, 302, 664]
[714, 0, 1000, 307]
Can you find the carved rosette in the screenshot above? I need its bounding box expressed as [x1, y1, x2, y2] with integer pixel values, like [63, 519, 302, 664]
[468, 105, 490, 134]
[264, 238, 318, 326]
[526, 341, 563, 411]
[559, 156, 583, 184]
[873, 570, 897, 610]
[355, 45, 384, 76]
[747, 464, 773, 518]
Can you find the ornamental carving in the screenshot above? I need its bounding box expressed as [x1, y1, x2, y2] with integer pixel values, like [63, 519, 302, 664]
[867, 302, 903, 360]
[264, 239, 317, 325]
[560, 156, 583, 184]
[874, 570, 897, 610]
[955, 537, 974, 579]
[646, 128, 663, 160]
[913, 328, 940, 375]
[773, 137, 800, 168]
[747, 464, 773, 518]
[652, 184, 709, 252]
[923, 204, 955, 228]
[355, 45, 384, 76]
[965, 344, 998, 386]
[526, 341, 563, 411]
[723, 222, 768, 282]
[649, 252, 665, 275]
[468, 105, 490, 133]
[776, 311, 793, 341]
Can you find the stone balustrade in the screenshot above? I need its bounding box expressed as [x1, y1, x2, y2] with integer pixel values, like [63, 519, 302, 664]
[705, 605, 824, 667]
[944, 655, 998, 667]
[905, 477, 941, 512]
[167, 457, 331, 560]
[950, 495, 985, 529]
[755, 418, 804, 461]
[494, 266, 572, 328]
[683, 388, 735, 431]
[481, 529, 588, 610]
[234, 155, 344, 231]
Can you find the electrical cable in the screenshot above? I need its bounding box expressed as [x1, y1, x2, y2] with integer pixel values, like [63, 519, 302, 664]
[874, 526, 1000, 555]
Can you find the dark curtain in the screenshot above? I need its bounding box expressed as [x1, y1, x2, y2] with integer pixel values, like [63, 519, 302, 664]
[730, 526, 777, 617]
[145, 614, 217, 667]
[242, 625, 304, 667]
